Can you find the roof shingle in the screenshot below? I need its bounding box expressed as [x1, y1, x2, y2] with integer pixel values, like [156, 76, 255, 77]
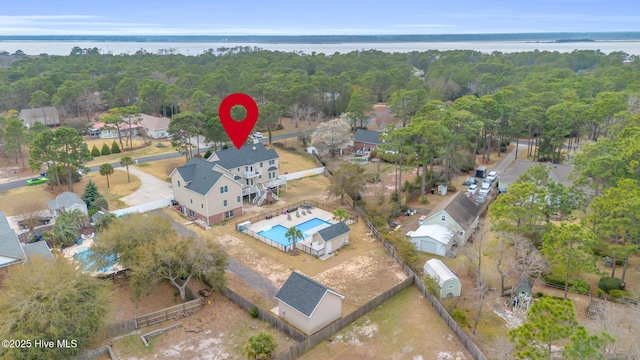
[276, 272, 343, 317]
[317, 222, 349, 241]
[427, 192, 480, 231]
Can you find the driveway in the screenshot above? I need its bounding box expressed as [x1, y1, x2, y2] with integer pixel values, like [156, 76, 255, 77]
[117, 167, 172, 206]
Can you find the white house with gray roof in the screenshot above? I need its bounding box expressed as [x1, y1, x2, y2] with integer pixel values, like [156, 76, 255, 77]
[48, 192, 89, 217]
[275, 272, 344, 335]
[0, 211, 27, 271]
[406, 224, 454, 257]
[310, 221, 350, 256]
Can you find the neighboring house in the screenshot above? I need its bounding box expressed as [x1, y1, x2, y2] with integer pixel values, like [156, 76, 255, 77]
[498, 160, 575, 193]
[48, 192, 89, 217]
[137, 113, 170, 139]
[275, 272, 344, 335]
[353, 129, 382, 151]
[1, 211, 54, 283]
[18, 106, 60, 128]
[310, 221, 350, 255]
[406, 224, 454, 257]
[0, 211, 27, 272]
[91, 121, 141, 139]
[420, 192, 481, 247]
[170, 157, 243, 225]
[22, 241, 54, 262]
[424, 259, 461, 298]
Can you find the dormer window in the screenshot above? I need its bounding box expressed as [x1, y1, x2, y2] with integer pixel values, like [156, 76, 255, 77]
[441, 215, 445, 221]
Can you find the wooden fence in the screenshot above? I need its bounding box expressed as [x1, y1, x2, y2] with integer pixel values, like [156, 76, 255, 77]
[94, 298, 202, 341]
[135, 299, 202, 328]
[221, 286, 307, 342]
[354, 203, 488, 360]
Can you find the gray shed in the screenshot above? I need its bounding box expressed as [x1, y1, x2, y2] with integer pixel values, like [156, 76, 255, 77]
[424, 258, 461, 298]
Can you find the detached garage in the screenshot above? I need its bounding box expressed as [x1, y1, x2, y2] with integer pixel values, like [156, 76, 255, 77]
[424, 258, 461, 298]
[406, 224, 454, 257]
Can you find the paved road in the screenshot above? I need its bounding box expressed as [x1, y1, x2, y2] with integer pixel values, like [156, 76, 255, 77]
[491, 143, 528, 174]
[0, 130, 310, 192]
[156, 210, 280, 306]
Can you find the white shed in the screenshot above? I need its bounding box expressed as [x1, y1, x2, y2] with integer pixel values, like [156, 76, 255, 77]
[406, 224, 453, 257]
[424, 258, 461, 298]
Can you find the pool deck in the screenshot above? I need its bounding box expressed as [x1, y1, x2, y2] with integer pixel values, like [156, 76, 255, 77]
[247, 208, 335, 233]
[62, 236, 125, 276]
[246, 207, 336, 247]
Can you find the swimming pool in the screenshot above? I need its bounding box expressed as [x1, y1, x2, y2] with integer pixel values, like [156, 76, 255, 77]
[258, 218, 332, 246]
[73, 247, 118, 273]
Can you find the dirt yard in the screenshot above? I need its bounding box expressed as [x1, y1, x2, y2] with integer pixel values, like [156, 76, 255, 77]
[302, 286, 471, 360]
[108, 292, 297, 360]
[106, 278, 182, 323]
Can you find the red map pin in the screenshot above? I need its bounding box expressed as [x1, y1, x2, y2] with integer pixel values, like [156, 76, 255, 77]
[218, 93, 259, 150]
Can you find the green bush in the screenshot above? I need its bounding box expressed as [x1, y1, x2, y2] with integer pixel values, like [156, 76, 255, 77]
[598, 276, 622, 293]
[403, 180, 417, 192]
[101, 143, 111, 156]
[447, 185, 457, 192]
[91, 145, 101, 157]
[543, 274, 590, 293]
[249, 306, 259, 319]
[111, 140, 121, 154]
[451, 307, 468, 328]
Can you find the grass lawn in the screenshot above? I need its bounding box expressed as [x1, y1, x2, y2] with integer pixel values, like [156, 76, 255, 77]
[85, 138, 175, 167]
[302, 286, 471, 360]
[0, 171, 141, 215]
[134, 157, 186, 182]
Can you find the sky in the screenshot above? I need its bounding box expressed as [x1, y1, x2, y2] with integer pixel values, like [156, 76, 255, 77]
[1, 0, 639, 36]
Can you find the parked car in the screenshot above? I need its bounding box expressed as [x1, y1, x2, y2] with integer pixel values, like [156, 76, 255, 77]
[475, 194, 488, 204]
[463, 176, 477, 186]
[253, 132, 263, 139]
[467, 184, 479, 195]
[480, 181, 492, 190]
[26, 177, 48, 186]
[486, 171, 498, 182]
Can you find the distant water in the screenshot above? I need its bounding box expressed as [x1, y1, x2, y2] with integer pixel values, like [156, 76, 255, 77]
[1, 40, 640, 56]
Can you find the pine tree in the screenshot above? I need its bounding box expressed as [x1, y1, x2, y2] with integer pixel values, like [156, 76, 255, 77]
[100, 143, 111, 156]
[91, 144, 101, 157]
[81, 180, 100, 209]
[111, 140, 121, 154]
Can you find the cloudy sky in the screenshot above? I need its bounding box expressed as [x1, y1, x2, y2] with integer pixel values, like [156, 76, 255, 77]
[1, 0, 638, 36]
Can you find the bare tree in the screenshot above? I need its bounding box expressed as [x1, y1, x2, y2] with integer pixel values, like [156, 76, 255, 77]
[16, 200, 47, 236]
[586, 302, 640, 358]
[311, 115, 352, 157]
[489, 335, 515, 360]
[462, 228, 489, 335]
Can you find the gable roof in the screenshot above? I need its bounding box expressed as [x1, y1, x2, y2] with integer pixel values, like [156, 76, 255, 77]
[354, 129, 382, 145]
[135, 114, 170, 131]
[424, 258, 458, 285]
[407, 224, 453, 245]
[0, 211, 27, 268]
[47, 192, 85, 211]
[500, 160, 575, 187]
[208, 143, 278, 169]
[18, 106, 60, 126]
[317, 222, 350, 241]
[175, 157, 225, 196]
[276, 272, 344, 318]
[22, 241, 54, 262]
[427, 192, 480, 231]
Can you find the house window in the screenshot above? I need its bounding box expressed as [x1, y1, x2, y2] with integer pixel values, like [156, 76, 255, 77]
[269, 159, 275, 165]
[177, 180, 181, 187]
[225, 210, 234, 219]
[441, 215, 445, 221]
[190, 199, 193, 204]
[201, 204, 204, 209]
[220, 185, 228, 193]
[459, 231, 463, 235]
[237, 196, 241, 203]
[260, 162, 263, 168]
[246, 179, 250, 185]
[245, 166, 248, 171]
[223, 200, 227, 207]
[448, 285, 455, 289]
